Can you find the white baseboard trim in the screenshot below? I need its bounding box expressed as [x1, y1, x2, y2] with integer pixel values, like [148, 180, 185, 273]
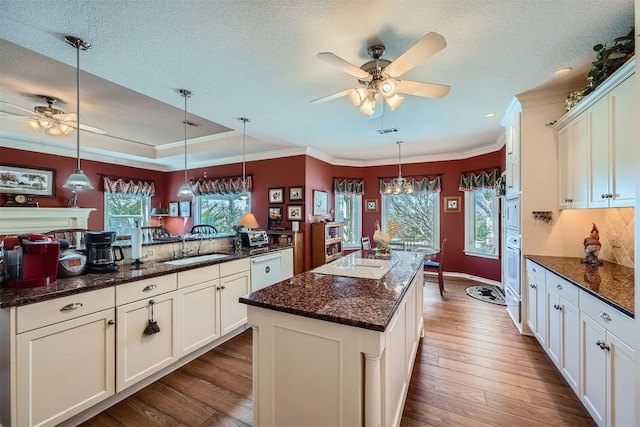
[424, 271, 502, 289]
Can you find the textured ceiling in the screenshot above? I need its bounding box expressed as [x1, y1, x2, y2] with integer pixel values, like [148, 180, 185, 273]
[0, 0, 634, 171]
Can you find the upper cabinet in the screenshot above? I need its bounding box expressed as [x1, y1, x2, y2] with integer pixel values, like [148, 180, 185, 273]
[501, 99, 522, 199]
[553, 58, 635, 210]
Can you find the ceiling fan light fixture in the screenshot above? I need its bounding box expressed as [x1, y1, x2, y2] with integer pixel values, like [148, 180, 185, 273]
[58, 123, 73, 135]
[349, 87, 368, 106]
[385, 94, 404, 111]
[379, 78, 398, 98]
[38, 118, 52, 128]
[49, 126, 62, 136]
[27, 119, 39, 130]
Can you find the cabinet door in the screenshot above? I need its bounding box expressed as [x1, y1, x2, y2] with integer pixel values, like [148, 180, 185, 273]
[178, 279, 220, 357]
[534, 278, 546, 348]
[557, 125, 572, 209]
[587, 97, 610, 209]
[220, 270, 250, 336]
[570, 114, 589, 208]
[560, 300, 580, 395]
[546, 289, 561, 368]
[526, 274, 538, 336]
[280, 247, 294, 280]
[16, 309, 115, 427]
[606, 332, 636, 427]
[116, 291, 178, 392]
[608, 76, 635, 207]
[580, 313, 606, 426]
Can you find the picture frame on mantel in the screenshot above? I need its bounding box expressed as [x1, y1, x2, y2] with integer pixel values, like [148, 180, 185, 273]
[0, 164, 56, 197]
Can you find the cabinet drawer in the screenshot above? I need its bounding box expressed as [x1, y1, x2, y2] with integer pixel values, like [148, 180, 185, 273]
[545, 271, 579, 307]
[526, 260, 545, 283]
[17, 287, 115, 333]
[116, 274, 177, 306]
[177, 264, 220, 288]
[220, 258, 250, 277]
[580, 290, 635, 348]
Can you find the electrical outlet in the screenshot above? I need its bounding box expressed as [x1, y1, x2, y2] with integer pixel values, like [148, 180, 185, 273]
[610, 234, 621, 248]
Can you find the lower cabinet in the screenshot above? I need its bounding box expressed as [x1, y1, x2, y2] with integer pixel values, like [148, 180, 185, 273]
[525, 260, 546, 346]
[219, 267, 250, 335]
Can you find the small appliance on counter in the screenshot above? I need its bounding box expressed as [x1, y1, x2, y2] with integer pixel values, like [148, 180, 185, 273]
[1, 234, 60, 288]
[57, 239, 87, 277]
[84, 231, 124, 273]
[239, 230, 268, 247]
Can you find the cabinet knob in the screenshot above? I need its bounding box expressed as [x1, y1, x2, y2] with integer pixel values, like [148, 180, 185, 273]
[60, 302, 83, 312]
[530, 283, 536, 289]
[595, 340, 610, 351]
[221, 285, 226, 290]
[598, 311, 611, 321]
[553, 304, 562, 310]
[108, 319, 116, 325]
[555, 284, 563, 290]
[143, 284, 157, 292]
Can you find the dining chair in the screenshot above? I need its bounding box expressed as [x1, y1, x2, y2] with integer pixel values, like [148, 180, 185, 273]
[140, 226, 172, 241]
[47, 228, 87, 249]
[424, 238, 447, 296]
[190, 224, 219, 236]
[361, 236, 371, 250]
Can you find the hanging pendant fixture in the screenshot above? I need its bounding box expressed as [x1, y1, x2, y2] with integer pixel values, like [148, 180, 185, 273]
[177, 89, 194, 197]
[384, 141, 413, 194]
[238, 117, 250, 200]
[63, 35, 93, 190]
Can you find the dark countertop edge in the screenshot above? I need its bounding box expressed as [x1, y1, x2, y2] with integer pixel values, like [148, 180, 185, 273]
[240, 260, 423, 333]
[0, 244, 291, 309]
[524, 255, 634, 319]
[113, 233, 235, 247]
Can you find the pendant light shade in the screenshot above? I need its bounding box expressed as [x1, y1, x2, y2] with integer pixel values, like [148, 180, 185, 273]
[384, 141, 413, 194]
[177, 89, 193, 197]
[238, 117, 250, 200]
[63, 35, 93, 190]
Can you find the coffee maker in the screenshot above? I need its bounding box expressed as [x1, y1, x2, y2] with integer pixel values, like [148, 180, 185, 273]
[1, 234, 60, 288]
[84, 231, 124, 273]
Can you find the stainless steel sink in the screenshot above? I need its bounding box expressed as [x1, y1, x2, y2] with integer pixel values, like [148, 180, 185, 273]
[164, 253, 230, 266]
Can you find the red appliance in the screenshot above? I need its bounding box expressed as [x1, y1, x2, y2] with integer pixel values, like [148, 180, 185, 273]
[2, 234, 60, 288]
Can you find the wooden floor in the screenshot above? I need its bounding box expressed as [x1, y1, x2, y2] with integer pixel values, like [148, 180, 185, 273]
[81, 276, 595, 427]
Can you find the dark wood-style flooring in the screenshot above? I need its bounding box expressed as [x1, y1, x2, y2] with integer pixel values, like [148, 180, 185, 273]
[80, 276, 595, 427]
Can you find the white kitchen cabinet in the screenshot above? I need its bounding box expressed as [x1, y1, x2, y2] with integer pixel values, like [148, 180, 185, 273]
[557, 113, 588, 209]
[280, 247, 294, 280]
[15, 288, 115, 427]
[588, 74, 635, 208]
[505, 159, 520, 198]
[504, 107, 521, 166]
[219, 268, 250, 336]
[525, 260, 545, 347]
[178, 279, 221, 356]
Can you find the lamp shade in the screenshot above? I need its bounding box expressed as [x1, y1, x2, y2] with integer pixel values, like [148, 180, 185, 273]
[240, 213, 259, 229]
[150, 207, 169, 216]
[177, 183, 193, 196]
[63, 169, 94, 190]
[385, 94, 404, 111]
[349, 87, 369, 106]
[379, 78, 398, 98]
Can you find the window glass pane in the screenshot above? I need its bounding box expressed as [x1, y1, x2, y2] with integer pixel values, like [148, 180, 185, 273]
[104, 193, 150, 235]
[195, 194, 250, 234]
[381, 193, 440, 248]
[335, 194, 362, 246]
[465, 188, 498, 256]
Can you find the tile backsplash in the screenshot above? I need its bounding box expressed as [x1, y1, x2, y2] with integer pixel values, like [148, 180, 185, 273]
[598, 208, 634, 268]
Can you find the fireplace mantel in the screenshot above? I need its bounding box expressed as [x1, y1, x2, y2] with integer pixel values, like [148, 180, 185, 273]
[0, 207, 96, 236]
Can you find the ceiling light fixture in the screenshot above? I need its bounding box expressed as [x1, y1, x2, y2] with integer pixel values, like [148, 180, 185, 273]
[554, 67, 573, 76]
[485, 112, 496, 118]
[177, 89, 194, 197]
[27, 97, 74, 136]
[238, 117, 250, 200]
[62, 35, 93, 190]
[384, 141, 413, 194]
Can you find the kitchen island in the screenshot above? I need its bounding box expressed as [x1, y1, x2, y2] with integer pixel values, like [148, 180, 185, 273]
[240, 249, 425, 427]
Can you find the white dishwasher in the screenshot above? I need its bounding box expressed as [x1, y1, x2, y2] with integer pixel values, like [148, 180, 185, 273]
[251, 252, 283, 292]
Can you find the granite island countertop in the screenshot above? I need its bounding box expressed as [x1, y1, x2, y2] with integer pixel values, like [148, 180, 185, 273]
[525, 255, 634, 318]
[0, 245, 288, 308]
[239, 249, 425, 332]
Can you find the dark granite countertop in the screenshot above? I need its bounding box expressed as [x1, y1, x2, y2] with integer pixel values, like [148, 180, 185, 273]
[0, 245, 288, 309]
[525, 255, 634, 318]
[239, 249, 425, 332]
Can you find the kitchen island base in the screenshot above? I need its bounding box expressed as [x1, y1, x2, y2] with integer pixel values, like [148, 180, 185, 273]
[248, 271, 423, 427]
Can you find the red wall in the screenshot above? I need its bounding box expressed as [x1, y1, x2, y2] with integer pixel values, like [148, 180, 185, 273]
[1, 147, 505, 281]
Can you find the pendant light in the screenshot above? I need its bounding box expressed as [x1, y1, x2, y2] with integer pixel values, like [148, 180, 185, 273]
[238, 117, 250, 200]
[63, 35, 93, 190]
[384, 141, 413, 194]
[177, 89, 194, 197]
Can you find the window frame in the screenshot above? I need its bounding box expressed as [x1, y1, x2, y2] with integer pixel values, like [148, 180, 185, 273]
[194, 193, 251, 234]
[334, 193, 362, 249]
[380, 192, 440, 249]
[103, 192, 151, 236]
[463, 188, 499, 259]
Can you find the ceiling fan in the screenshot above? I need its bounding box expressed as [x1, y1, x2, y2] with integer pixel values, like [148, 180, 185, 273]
[311, 32, 450, 117]
[0, 96, 106, 136]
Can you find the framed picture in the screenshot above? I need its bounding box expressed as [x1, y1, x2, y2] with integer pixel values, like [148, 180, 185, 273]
[268, 206, 282, 219]
[179, 201, 191, 217]
[269, 187, 284, 204]
[364, 198, 378, 213]
[0, 164, 56, 197]
[169, 202, 179, 217]
[289, 186, 304, 201]
[312, 190, 328, 215]
[287, 205, 303, 221]
[444, 196, 461, 213]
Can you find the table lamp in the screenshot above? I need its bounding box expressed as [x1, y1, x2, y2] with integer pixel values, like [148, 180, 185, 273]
[150, 205, 170, 226]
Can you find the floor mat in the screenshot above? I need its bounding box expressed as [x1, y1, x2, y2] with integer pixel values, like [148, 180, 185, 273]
[465, 285, 506, 305]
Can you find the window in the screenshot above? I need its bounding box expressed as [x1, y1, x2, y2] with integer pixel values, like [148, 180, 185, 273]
[104, 193, 150, 236]
[195, 194, 250, 234]
[335, 194, 362, 247]
[464, 188, 498, 258]
[381, 192, 440, 248]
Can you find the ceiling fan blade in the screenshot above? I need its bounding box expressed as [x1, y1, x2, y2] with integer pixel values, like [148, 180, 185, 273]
[397, 80, 450, 99]
[316, 52, 372, 81]
[0, 100, 33, 115]
[67, 121, 107, 135]
[310, 88, 353, 104]
[55, 113, 78, 121]
[383, 32, 447, 77]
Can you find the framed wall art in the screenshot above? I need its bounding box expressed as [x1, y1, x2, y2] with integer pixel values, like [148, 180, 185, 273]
[312, 190, 328, 215]
[289, 186, 304, 201]
[287, 205, 303, 221]
[268, 206, 282, 220]
[0, 164, 56, 197]
[364, 198, 378, 213]
[269, 187, 284, 204]
[179, 201, 191, 217]
[169, 202, 179, 217]
[444, 196, 461, 213]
